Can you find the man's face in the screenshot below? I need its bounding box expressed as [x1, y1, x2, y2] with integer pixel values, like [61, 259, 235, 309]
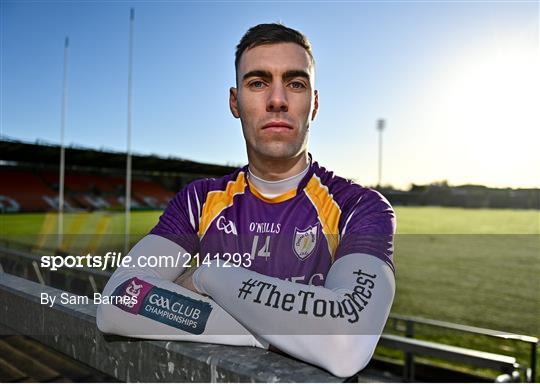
[230, 43, 319, 161]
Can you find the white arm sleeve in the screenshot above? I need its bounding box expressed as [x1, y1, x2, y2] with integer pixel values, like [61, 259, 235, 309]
[193, 253, 395, 377]
[96, 234, 268, 348]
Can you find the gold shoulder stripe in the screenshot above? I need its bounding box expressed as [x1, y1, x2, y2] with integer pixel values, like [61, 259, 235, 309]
[198, 172, 247, 237]
[304, 175, 341, 262]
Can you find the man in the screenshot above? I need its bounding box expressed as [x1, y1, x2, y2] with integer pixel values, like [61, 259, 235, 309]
[97, 23, 396, 378]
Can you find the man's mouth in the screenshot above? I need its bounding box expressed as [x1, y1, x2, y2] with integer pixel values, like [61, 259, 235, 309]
[262, 121, 293, 131]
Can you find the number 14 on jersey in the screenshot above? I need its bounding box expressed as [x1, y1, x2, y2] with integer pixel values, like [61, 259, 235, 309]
[250, 235, 271, 260]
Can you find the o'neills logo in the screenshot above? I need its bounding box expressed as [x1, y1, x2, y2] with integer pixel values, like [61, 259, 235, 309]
[249, 221, 281, 234]
[293, 224, 318, 260]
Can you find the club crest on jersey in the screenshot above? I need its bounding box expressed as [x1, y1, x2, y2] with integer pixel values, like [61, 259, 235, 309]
[293, 224, 319, 260]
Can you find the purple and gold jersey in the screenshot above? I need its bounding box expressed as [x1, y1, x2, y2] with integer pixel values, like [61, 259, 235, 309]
[150, 157, 395, 286]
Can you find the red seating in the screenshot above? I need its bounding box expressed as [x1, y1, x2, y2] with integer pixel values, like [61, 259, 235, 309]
[41, 171, 115, 193]
[1, 168, 176, 212]
[109, 177, 174, 208]
[0, 169, 57, 212]
[104, 196, 124, 209]
[133, 179, 174, 204]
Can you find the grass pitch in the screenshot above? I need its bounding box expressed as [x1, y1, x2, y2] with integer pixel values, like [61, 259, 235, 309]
[3, 206, 538, 235]
[395, 206, 539, 234]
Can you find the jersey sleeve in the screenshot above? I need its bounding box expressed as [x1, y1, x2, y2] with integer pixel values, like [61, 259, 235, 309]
[192, 252, 395, 377]
[96, 235, 268, 349]
[334, 189, 396, 273]
[149, 181, 205, 254]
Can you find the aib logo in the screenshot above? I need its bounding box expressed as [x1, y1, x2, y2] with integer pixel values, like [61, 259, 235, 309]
[216, 216, 238, 235]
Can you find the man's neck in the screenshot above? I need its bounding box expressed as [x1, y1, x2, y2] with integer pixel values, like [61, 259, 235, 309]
[247, 151, 309, 181]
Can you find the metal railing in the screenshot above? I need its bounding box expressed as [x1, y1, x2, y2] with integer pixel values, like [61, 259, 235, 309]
[387, 315, 538, 381]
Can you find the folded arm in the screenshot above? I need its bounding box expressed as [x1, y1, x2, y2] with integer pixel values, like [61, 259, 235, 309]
[192, 253, 395, 377]
[96, 234, 268, 348]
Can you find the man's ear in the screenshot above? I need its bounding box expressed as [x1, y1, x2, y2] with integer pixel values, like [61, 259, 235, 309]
[229, 87, 240, 118]
[311, 90, 319, 121]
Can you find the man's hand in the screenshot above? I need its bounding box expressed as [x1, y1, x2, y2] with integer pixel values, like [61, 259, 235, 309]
[174, 266, 203, 295]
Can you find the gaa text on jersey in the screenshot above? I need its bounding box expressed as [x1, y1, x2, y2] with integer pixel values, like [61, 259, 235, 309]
[216, 216, 238, 235]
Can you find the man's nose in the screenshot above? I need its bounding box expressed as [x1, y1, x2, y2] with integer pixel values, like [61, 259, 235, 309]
[266, 83, 288, 112]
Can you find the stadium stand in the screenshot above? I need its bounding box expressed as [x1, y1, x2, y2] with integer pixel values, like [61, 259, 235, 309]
[0, 138, 236, 176]
[110, 176, 175, 209]
[41, 170, 116, 193]
[0, 168, 58, 212]
[103, 196, 125, 209]
[0, 138, 236, 213]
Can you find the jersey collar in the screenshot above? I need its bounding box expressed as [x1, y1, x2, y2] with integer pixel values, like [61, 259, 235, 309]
[243, 153, 316, 204]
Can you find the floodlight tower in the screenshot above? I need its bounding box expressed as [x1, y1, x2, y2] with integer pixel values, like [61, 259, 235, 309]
[377, 119, 385, 188]
[124, 8, 135, 255]
[58, 36, 69, 250]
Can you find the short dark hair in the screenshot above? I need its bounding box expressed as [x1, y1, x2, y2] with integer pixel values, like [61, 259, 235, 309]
[235, 23, 314, 72]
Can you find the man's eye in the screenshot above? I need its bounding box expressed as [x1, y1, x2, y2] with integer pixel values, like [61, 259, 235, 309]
[250, 81, 265, 89]
[289, 81, 306, 89]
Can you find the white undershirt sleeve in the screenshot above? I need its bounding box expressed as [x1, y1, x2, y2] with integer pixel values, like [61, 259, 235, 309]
[96, 234, 268, 349]
[192, 253, 395, 377]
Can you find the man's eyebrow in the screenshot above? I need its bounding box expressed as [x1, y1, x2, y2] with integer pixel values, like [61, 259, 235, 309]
[242, 70, 272, 81]
[242, 69, 311, 82]
[282, 70, 310, 81]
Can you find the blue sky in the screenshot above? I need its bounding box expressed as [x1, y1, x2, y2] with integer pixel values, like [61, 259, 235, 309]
[2, 1, 539, 189]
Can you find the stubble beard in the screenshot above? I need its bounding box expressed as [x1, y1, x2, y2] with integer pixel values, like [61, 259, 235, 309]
[248, 128, 309, 161]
